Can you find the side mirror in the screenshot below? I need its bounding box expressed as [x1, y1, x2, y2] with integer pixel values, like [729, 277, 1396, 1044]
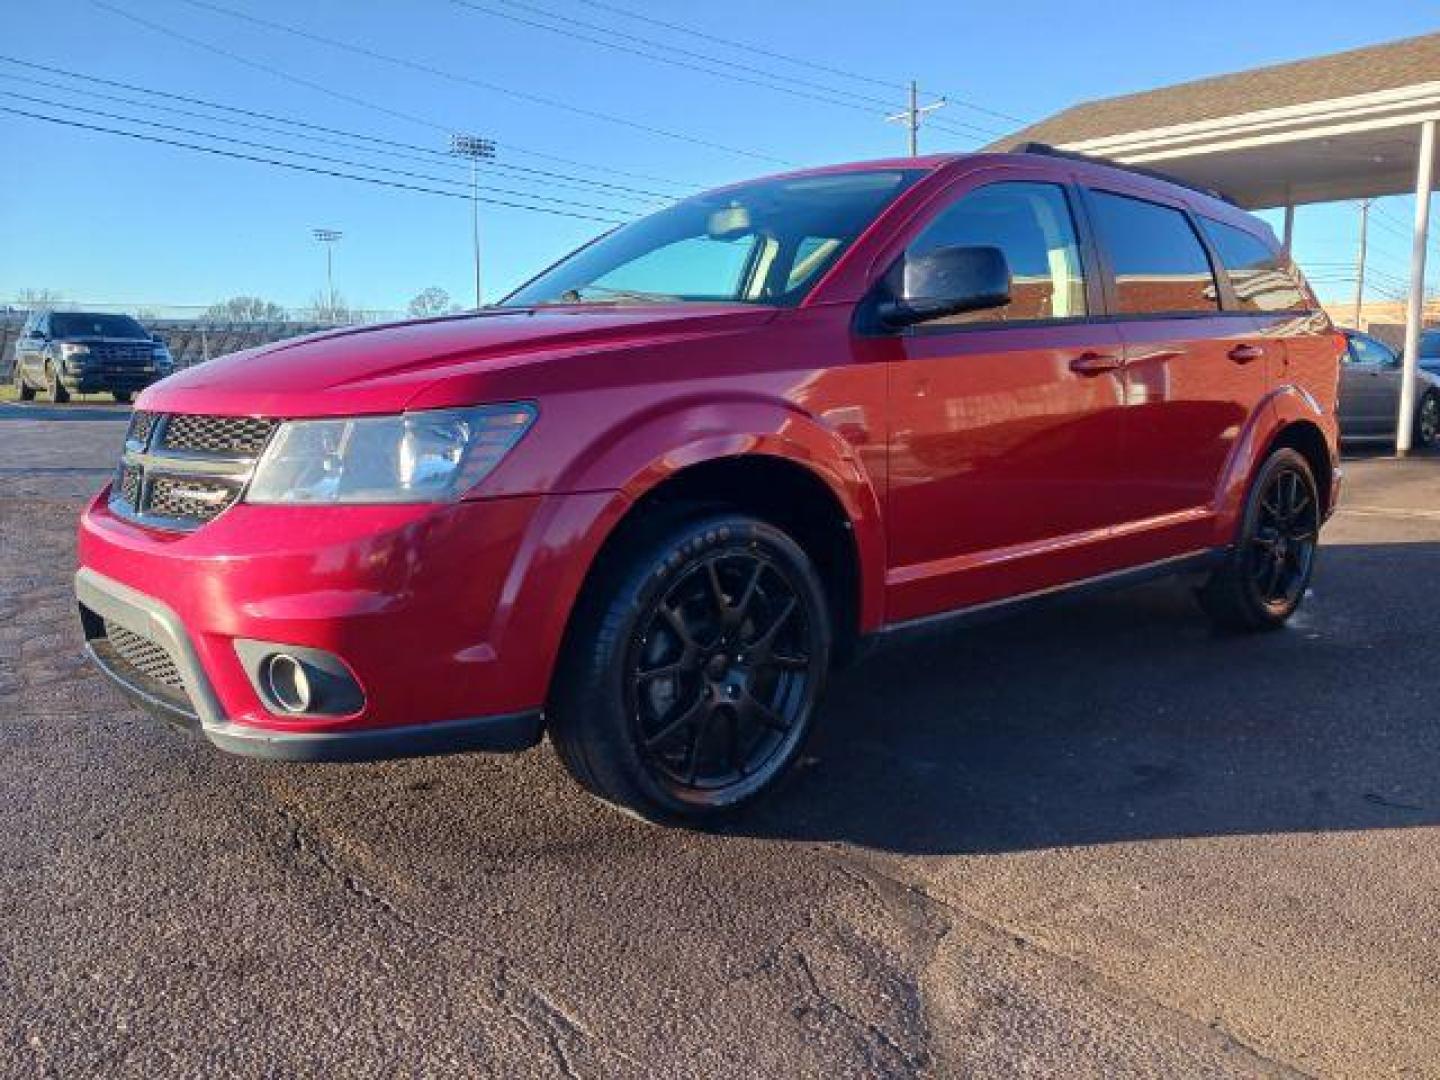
[878, 245, 1012, 329]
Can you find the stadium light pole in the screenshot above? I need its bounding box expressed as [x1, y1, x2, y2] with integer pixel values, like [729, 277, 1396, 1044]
[449, 133, 497, 308]
[312, 228, 343, 322]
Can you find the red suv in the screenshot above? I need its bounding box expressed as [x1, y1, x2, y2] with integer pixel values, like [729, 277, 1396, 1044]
[76, 149, 1342, 821]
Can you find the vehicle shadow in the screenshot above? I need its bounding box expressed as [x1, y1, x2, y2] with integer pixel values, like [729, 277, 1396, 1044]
[726, 541, 1440, 855]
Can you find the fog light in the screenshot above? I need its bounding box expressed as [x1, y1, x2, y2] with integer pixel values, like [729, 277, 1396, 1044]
[264, 654, 314, 714]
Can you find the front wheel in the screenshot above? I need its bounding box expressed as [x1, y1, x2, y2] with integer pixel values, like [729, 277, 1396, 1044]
[549, 512, 831, 823]
[14, 366, 35, 401]
[46, 364, 69, 404]
[1198, 448, 1320, 631]
[1416, 392, 1439, 448]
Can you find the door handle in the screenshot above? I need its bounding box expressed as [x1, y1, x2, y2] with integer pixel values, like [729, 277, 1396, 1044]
[1228, 344, 1265, 364]
[1069, 351, 1124, 375]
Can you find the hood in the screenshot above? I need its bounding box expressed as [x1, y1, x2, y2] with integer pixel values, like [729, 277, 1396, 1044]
[139, 303, 778, 417]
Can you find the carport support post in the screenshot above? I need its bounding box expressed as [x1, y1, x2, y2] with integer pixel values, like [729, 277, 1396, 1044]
[1396, 118, 1435, 457]
[1282, 202, 1295, 254]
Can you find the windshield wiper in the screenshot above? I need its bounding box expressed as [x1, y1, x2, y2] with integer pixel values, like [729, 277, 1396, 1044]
[553, 285, 686, 304]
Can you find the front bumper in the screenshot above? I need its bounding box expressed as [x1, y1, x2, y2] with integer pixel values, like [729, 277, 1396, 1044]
[63, 369, 163, 393]
[75, 486, 624, 761]
[77, 567, 541, 760]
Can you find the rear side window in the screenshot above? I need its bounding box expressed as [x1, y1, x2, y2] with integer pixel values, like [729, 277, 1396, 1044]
[907, 181, 1087, 325]
[1198, 217, 1308, 312]
[1088, 191, 1219, 315]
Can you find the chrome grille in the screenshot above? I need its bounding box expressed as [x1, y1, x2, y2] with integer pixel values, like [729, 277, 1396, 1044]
[126, 411, 157, 448]
[90, 341, 153, 366]
[147, 476, 240, 522]
[103, 620, 184, 689]
[162, 415, 276, 457]
[109, 411, 276, 531]
[117, 465, 142, 506]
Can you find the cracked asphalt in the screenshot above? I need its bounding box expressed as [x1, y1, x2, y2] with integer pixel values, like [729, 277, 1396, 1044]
[2, 401, 1438, 1078]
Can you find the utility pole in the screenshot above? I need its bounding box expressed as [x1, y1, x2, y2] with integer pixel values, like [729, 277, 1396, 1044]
[885, 81, 947, 157]
[449, 133, 497, 308]
[1352, 199, 1370, 328]
[312, 228, 343, 322]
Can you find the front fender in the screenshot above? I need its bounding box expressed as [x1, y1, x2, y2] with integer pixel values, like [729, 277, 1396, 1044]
[551, 395, 887, 632]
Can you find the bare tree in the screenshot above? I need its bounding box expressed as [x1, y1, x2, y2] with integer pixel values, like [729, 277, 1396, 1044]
[308, 290, 354, 326]
[407, 287, 459, 318]
[205, 295, 289, 323]
[15, 288, 63, 310]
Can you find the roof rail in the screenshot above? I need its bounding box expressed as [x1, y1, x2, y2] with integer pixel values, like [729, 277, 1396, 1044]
[1011, 142, 1237, 205]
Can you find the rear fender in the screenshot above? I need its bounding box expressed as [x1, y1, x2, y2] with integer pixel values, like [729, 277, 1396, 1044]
[1213, 384, 1337, 540]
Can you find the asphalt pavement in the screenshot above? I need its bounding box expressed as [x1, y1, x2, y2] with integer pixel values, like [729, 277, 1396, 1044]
[2, 401, 1437, 1078]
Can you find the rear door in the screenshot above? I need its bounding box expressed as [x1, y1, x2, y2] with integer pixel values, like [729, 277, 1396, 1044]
[880, 169, 1131, 621]
[1083, 186, 1270, 561]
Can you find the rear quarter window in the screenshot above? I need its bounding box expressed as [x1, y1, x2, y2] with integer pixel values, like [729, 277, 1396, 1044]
[1198, 217, 1309, 313]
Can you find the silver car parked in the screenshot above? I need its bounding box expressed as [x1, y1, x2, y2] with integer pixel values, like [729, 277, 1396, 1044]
[1339, 329, 1440, 447]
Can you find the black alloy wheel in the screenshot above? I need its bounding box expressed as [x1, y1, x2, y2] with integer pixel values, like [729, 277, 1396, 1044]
[1245, 464, 1319, 612]
[628, 549, 815, 799]
[1198, 447, 1320, 631]
[549, 512, 831, 822]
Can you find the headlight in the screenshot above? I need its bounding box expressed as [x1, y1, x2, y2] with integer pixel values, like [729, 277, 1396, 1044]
[152, 345, 173, 369]
[246, 404, 537, 505]
[59, 343, 91, 360]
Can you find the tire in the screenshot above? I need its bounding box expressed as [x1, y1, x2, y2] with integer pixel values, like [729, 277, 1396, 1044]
[1198, 447, 1320, 632]
[549, 511, 832, 823]
[113, 390, 132, 404]
[14, 366, 35, 401]
[46, 364, 69, 404]
[1416, 392, 1439, 449]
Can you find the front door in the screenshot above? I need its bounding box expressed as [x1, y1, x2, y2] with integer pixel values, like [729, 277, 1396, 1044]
[881, 177, 1130, 623]
[1340, 332, 1402, 438]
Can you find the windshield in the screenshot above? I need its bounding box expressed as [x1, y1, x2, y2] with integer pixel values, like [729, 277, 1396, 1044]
[49, 313, 149, 339]
[502, 169, 923, 308]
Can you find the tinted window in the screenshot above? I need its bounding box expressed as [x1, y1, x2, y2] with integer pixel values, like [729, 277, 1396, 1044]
[49, 313, 149, 339]
[1347, 334, 1396, 366]
[1420, 330, 1440, 359]
[504, 169, 921, 307]
[1089, 191, 1218, 314]
[1199, 217, 1307, 312]
[908, 182, 1086, 324]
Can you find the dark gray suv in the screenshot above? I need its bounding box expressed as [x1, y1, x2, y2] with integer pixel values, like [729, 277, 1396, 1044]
[12, 311, 173, 404]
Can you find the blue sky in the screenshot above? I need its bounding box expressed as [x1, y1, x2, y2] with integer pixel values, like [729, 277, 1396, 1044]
[1, 0, 1435, 315]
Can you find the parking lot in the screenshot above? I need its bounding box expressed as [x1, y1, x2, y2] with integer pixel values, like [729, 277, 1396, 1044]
[2, 401, 1437, 1078]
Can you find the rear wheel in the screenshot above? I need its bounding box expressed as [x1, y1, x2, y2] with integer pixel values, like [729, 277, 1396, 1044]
[1198, 448, 1320, 631]
[46, 363, 69, 404]
[549, 512, 831, 823]
[1416, 392, 1439, 448]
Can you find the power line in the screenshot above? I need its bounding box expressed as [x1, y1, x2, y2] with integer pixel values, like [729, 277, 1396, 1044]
[0, 89, 640, 217]
[564, 0, 1031, 127]
[72, 10, 695, 188]
[444, 0, 1004, 142]
[128, 0, 796, 165]
[0, 105, 627, 224]
[0, 58, 679, 203]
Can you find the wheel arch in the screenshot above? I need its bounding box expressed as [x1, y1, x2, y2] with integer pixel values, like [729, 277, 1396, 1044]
[1215, 386, 1339, 535]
